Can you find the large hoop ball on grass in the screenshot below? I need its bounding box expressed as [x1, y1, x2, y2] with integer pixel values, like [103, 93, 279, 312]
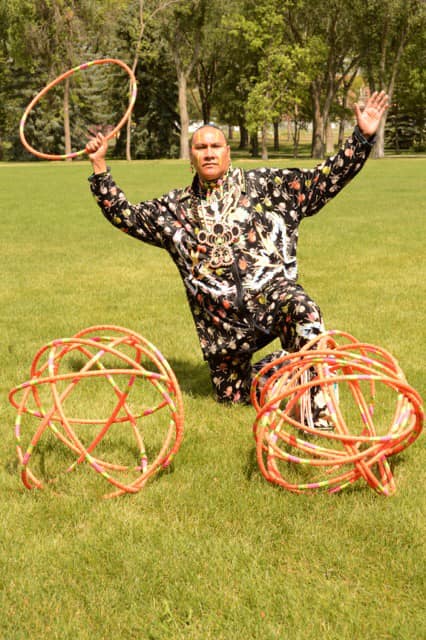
[9, 325, 184, 499]
[251, 331, 423, 496]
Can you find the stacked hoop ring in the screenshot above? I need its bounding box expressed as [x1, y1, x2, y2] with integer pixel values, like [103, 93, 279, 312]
[251, 330, 423, 495]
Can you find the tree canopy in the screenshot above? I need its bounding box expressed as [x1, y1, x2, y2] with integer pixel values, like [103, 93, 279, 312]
[0, 0, 424, 161]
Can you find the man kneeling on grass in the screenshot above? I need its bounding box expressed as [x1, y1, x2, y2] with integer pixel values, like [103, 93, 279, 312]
[86, 91, 389, 429]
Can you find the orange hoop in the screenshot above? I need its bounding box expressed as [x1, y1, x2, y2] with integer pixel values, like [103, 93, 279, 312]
[9, 325, 184, 499]
[251, 330, 424, 496]
[19, 58, 137, 161]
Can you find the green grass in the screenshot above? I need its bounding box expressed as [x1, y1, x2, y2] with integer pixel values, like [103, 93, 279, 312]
[0, 156, 425, 639]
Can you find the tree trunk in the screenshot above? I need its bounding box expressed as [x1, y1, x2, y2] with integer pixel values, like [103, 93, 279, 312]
[371, 118, 386, 159]
[292, 120, 300, 158]
[311, 117, 325, 158]
[338, 67, 358, 147]
[371, 19, 408, 159]
[201, 100, 210, 124]
[250, 131, 259, 157]
[261, 123, 268, 160]
[64, 76, 72, 161]
[178, 70, 190, 160]
[169, 16, 200, 161]
[238, 121, 249, 149]
[309, 54, 354, 158]
[286, 115, 291, 141]
[273, 119, 280, 151]
[126, 0, 146, 161]
[338, 118, 346, 147]
[125, 0, 182, 160]
[325, 122, 334, 154]
[125, 98, 133, 160]
[311, 85, 325, 158]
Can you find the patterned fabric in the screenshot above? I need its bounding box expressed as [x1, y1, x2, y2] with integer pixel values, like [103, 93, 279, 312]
[207, 280, 324, 403]
[89, 127, 373, 404]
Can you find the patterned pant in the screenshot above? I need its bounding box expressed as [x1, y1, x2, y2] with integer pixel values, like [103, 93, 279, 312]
[206, 282, 326, 417]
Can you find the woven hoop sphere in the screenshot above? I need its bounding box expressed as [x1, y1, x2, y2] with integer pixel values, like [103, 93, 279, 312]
[9, 325, 184, 499]
[251, 331, 423, 496]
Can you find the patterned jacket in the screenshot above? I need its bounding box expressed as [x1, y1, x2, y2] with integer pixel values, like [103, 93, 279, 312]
[89, 127, 373, 359]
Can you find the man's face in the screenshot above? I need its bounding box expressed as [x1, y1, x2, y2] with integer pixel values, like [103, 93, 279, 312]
[190, 127, 231, 182]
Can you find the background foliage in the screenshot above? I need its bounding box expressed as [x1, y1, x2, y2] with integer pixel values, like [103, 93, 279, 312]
[0, 0, 425, 161]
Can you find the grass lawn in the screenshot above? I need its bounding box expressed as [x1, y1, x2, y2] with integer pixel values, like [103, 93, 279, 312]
[0, 154, 425, 639]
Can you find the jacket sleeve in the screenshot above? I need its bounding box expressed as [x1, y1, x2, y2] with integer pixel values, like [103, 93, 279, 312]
[276, 126, 375, 219]
[88, 170, 170, 248]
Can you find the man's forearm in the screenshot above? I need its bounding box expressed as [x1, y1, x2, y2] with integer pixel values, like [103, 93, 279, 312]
[90, 157, 108, 174]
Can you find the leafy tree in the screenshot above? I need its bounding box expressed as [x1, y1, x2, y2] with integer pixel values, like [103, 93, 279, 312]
[3, 0, 122, 160]
[280, 0, 361, 158]
[1, 0, 424, 161]
[159, 0, 208, 159]
[224, 0, 360, 158]
[214, 0, 268, 152]
[110, 0, 181, 159]
[0, 0, 14, 159]
[354, 0, 425, 157]
[8, 0, 89, 157]
[245, 45, 311, 159]
[122, 35, 180, 159]
[191, 0, 241, 125]
[109, 0, 182, 160]
[385, 32, 426, 152]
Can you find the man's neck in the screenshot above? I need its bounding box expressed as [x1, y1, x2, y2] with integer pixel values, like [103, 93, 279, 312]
[198, 176, 224, 192]
[198, 166, 232, 193]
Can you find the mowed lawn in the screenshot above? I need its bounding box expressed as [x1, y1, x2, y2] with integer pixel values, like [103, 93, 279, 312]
[0, 155, 425, 640]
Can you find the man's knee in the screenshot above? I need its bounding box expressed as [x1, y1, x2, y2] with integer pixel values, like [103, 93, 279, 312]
[207, 355, 252, 404]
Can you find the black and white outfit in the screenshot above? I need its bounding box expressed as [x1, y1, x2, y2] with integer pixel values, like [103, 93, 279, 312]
[89, 127, 374, 422]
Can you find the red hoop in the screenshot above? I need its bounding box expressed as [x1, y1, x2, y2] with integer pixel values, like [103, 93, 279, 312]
[9, 325, 184, 499]
[19, 58, 137, 161]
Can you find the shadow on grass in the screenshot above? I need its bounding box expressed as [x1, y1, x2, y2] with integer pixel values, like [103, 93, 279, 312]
[54, 353, 213, 398]
[244, 446, 260, 482]
[167, 358, 212, 398]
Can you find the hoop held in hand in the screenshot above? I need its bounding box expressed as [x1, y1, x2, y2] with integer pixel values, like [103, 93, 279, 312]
[19, 58, 137, 161]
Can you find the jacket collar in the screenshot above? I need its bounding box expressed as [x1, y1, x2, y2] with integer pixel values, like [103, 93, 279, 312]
[177, 167, 246, 203]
